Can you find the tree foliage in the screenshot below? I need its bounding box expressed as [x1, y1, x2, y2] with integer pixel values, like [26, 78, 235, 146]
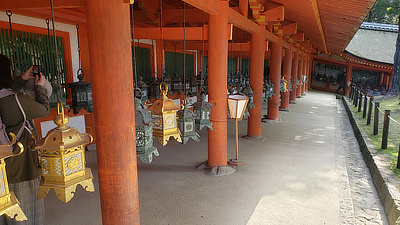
[365, 0, 400, 24]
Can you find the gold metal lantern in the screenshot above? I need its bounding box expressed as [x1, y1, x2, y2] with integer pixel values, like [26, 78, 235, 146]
[35, 102, 94, 203]
[0, 133, 26, 221]
[147, 82, 183, 146]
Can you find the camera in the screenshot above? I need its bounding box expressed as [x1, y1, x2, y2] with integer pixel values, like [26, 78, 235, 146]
[33, 65, 40, 77]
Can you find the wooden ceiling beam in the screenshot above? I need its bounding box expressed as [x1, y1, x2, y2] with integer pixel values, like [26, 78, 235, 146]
[135, 27, 209, 40]
[181, 0, 219, 15]
[282, 23, 297, 35]
[228, 7, 259, 34]
[0, 0, 85, 10]
[291, 33, 305, 42]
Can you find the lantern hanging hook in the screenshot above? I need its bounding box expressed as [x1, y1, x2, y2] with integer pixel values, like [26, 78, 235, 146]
[183, 2, 186, 100]
[50, 0, 63, 102]
[159, 0, 164, 84]
[76, 23, 84, 81]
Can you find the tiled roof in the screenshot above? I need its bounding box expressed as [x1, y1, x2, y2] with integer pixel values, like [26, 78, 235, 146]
[360, 22, 398, 32]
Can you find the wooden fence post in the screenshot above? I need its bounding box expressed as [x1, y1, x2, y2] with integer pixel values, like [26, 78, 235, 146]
[367, 97, 374, 125]
[358, 91, 362, 112]
[363, 94, 367, 118]
[381, 110, 390, 149]
[373, 102, 380, 135]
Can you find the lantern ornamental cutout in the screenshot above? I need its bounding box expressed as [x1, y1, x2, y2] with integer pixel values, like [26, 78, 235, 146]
[35, 102, 94, 203]
[135, 98, 159, 163]
[147, 83, 183, 146]
[68, 69, 93, 114]
[177, 101, 200, 144]
[192, 91, 214, 130]
[0, 134, 27, 221]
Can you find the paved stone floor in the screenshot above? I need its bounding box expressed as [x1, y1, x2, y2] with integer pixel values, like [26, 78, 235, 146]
[42, 90, 389, 225]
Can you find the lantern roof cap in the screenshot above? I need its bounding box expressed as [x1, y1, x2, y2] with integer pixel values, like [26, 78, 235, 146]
[135, 98, 155, 126]
[147, 90, 182, 113]
[36, 126, 92, 151]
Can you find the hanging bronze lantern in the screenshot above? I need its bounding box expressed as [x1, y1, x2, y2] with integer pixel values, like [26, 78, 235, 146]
[68, 69, 93, 114]
[148, 77, 160, 100]
[190, 78, 198, 95]
[35, 101, 94, 203]
[196, 70, 205, 91]
[241, 85, 256, 117]
[147, 83, 183, 146]
[135, 98, 159, 163]
[192, 91, 214, 130]
[263, 81, 275, 100]
[163, 71, 173, 95]
[177, 101, 200, 144]
[0, 134, 27, 221]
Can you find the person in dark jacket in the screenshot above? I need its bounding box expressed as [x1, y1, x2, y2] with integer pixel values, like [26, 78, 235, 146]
[0, 54, 50, 225]
[336, 72, 346, 94]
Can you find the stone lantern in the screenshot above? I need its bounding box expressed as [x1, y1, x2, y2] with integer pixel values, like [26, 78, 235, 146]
[135, 98, 159, 163]
[68, 69, 93, 114]
[192, 91, 214, 130]
[0, 134, 27, 221]
[147, 83, 183, 146]
[35, 102, 94, 203]
[177, 101, 200, 144]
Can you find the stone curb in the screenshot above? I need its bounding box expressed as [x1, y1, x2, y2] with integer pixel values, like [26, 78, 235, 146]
[342, 97, 400, 225]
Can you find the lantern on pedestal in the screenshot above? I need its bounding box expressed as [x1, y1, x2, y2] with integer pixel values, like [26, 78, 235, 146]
[35, 101, 94, 203]
[147, 83, 183, 146]
[177, 101, 200, 144]
[192, 91, 214, 130]
[135, 98, 159, 163]
[227, 95, 249, 167]
[69, 69, 93, 114]
[0, 134, 27, 221]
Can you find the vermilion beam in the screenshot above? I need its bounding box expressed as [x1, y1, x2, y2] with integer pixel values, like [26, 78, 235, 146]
[86, 0, 139, 224]
[182, 0, 220, 15]
[0, 0, 85, 9]
[228, 7, 259, 34]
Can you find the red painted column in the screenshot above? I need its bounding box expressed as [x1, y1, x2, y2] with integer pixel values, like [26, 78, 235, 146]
[346, 63, 353, 96]
[267, 40, 283, 120]
[86, 1, 139, 224]
[280, 47, 292, 110]
[247, 26, 265, 137]
[296, 53, 303, 97]
[208, 1, 229, 167]
[289, 50, 298, 103]
[306, 54, 310, 91]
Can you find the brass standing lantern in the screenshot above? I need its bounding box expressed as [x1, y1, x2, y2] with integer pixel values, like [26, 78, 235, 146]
[227, 95, 249, 167]
[147, 83, 183, 146]
[35, 102, 94, 203]
[192, 91, 214, 130]
[177, 100, 200, 144]
[0, 134, 27, 221]
[135, 98, 159, 163]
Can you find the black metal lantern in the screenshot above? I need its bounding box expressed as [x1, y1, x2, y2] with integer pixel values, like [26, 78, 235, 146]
[190, 78, 198, 95]
[263, 81, 275, 100]
[196, 70, 205, 91]
[148, 77, 160, 100]
[136, 76, 149, 101]
[184, 76, 191, 93]
[192, 91, 214, 130]
[290, 77, 294, 91]
[68, 69, 93, 114]
[172, 72, 182, 94]
[163, 70, 173, 95]
[177, 101, 200, 144]
[135, 98, 159, 163]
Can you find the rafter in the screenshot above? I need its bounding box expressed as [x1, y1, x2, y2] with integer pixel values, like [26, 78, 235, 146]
[181, 0, 219, 15]
[0, 0, 85, 9]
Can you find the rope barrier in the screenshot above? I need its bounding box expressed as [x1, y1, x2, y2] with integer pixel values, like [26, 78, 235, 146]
[389, 115, 400, 125]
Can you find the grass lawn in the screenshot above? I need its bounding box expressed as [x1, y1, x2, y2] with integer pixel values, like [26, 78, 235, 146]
[349, 94, 400, 177]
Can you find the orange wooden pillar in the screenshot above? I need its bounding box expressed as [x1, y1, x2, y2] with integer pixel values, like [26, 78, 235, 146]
[296, 53, 303, 97]
[247, 26, 265, 138]
[289, 50, 298, 103]
[280, 47, 293, 111]
[208, 1, 229, 167]
[346, 63, 353, 96]
[86, 1, 139, 224]
[267, 40, 283, 120]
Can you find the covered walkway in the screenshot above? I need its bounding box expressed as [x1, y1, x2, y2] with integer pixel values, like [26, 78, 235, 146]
[44, 90, 387, 225]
